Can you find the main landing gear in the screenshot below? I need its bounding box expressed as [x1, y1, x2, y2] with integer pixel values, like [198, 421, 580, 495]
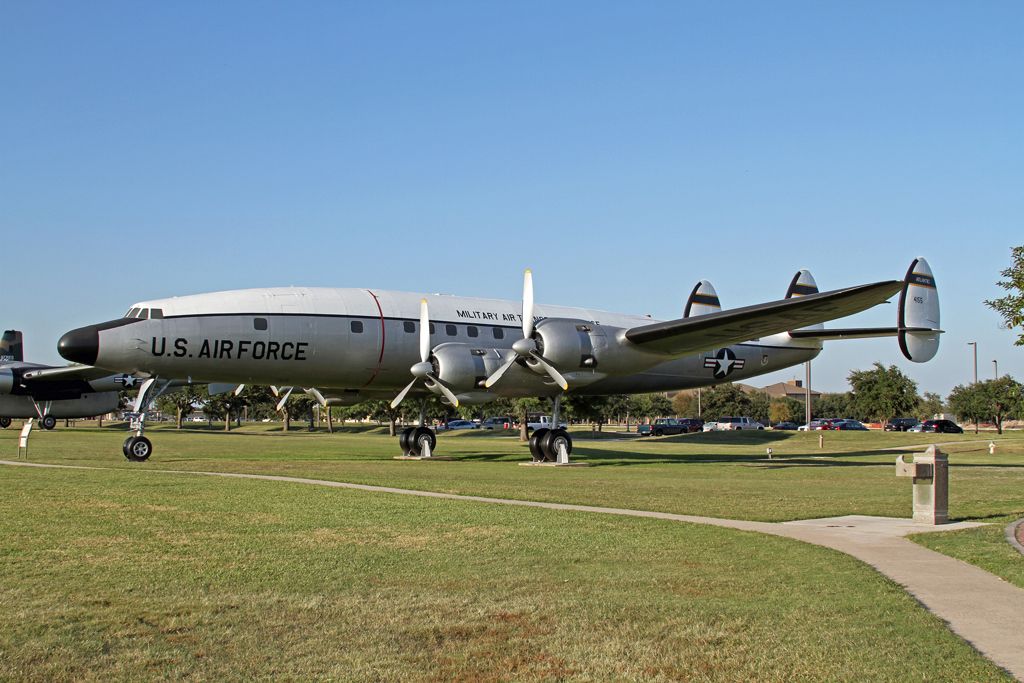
[528, 427, 573, 463]
[121, 377, 172, 462]
[396, 400, 439, 459]
[526, 394, 578, 465]
[0, 417, 11, 429]
[399, 426, 437, 458]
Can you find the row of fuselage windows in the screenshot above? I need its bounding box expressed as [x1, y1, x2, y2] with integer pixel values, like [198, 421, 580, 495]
[349, 319, 506, 339]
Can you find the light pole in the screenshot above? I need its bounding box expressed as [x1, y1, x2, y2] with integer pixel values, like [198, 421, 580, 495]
[967, 342, 978, 384]
[805, 361, 812, 426]
[993, 359, 998, 380]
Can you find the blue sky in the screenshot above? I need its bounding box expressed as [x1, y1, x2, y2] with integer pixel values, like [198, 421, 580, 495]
[2, 2, 1021, 395]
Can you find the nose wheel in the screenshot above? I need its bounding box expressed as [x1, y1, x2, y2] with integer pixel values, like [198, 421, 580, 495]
[123, 436, 153, 461]
[0, 417, 10, 429]
[40, 415, 57, 431]
[529, 428, 573, 462]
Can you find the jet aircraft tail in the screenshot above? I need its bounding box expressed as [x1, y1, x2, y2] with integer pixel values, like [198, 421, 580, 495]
[1, 330, 23, 363]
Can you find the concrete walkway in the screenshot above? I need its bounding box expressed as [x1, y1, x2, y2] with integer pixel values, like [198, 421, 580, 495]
[4, 459, 1023, 679]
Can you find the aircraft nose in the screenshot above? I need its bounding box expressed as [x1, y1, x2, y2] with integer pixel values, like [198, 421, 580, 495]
[58, 326, 100, 365]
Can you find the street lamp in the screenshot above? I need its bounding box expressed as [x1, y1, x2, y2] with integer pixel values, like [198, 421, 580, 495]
[967, 342, 978, 384]
[993, 359, 998, 379]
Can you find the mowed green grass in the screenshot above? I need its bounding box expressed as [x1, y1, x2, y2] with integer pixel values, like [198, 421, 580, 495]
[7, 423, 1024, 524]
[0, 465, 1011, 681]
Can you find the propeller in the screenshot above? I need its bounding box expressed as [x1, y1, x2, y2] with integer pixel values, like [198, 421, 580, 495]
[390, 298, 460, 409]
[271, 385, 294, 412]
[483, 269, 568, 390]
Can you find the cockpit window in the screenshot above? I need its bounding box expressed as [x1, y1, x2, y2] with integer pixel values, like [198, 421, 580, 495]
[126, 308, 140, 318]
[149, 308, 164, 319]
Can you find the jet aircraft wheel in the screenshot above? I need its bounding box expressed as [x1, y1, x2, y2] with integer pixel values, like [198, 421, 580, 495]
[399, 427, 416, 455]
[408, 427, 436, 457]
[41, 415, 57, 430]
[0, 417, 10, 429]
[541, 429, 572, 462]
[122, 437, 133, 458]
[125, 436, 153, 462]
[528, 428, 550, 462]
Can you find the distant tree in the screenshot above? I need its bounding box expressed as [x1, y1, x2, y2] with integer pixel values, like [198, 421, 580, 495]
[917, 391, 945, 420]
[847, 363, 920, 425]
[204, 387, 248, 431]
[747, 391, 770, 425]
[701, 383, 752, 420]
[512, 397, 544, 441]
[671, 391, 697, 418]
[564, 395, 612, 431]
[985, 245, 1024, 346]
[769, 397, 803, 424]
[647, 394, 673, 420]
[155, 384, 203, 429]
[813, 392, 853, 420]
[948, 377, 1023, 434]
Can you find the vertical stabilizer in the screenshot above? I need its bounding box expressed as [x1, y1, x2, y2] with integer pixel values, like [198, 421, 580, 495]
[1, 330, 23, 363]
[786, 270, 823, 332]
[898, 257, 941, 362]
[683, 281, 721, 318]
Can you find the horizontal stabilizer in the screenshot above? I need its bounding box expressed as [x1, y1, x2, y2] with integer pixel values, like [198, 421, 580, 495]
[788, 326, 941, 341]
[626, 280, 903, 356]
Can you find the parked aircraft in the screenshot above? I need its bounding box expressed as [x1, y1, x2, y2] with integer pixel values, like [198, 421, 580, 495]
[0, 330, 139, 430]
[57, 258, 940, 462]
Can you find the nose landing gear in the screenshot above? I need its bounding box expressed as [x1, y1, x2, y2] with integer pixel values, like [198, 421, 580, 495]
[121, 377, 173, 462]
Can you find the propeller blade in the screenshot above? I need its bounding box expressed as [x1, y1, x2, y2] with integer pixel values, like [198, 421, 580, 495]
[522, 268, 535, 339]
[390, 379, 418, 409]
[233, 384, 246, 396]
[270, 386, 281, 398]
[426, 373, 460, 407]
[483, 355, 518, 388]
[419, 298, 431, 363]
[529, 351, 569, 391]
[275, 386, 294, 412]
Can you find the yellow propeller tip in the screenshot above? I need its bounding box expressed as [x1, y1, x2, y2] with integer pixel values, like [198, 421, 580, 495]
[524, 268, 532, 274]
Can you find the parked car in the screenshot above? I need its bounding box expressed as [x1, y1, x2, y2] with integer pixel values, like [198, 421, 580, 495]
[702, 421, 719, 432]
[907, 423, 925, 432]
[525, 416, 567, 431]
[481, 416, 514, 430]
[832, 419, 869, 431]
[920, 419, 963, 434]
[798, 419, 833, 431]
[884, 418, 921, 432]
[771, 421, 800, 430]
[716, 416, 765, 431]
[440, 419, 479, 430]
[638, 417, 704, 436]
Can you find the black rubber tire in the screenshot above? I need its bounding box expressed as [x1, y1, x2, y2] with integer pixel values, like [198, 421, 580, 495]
[0, 417, 10, 429]
[409, 426, 436, 457]
[125, 436, 153, 462]
[542, 429, 573, 462]
[654, 429, 664, 437]
[41, 415, 57, 430]
[528, 428, 550, 461]
[122, 436, 133, 458]
[399, 427, 415, 456]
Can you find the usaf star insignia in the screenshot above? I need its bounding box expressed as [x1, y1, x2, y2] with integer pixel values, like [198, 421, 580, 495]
[704, 348, 745, 378]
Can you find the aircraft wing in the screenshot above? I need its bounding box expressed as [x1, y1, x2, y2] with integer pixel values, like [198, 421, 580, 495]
[21, 364, 121, 383]
[624, 281, 903, 355]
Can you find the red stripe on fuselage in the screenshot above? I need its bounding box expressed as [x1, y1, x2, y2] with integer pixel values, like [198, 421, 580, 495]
[362, 290, 386, 387]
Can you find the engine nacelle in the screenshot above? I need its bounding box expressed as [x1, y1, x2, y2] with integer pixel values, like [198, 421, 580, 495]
[534, 318, 665, 379]
[429, 343, 494, 394]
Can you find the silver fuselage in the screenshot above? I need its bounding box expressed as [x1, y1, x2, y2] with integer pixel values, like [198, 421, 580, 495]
[79, 287, 821, 403]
